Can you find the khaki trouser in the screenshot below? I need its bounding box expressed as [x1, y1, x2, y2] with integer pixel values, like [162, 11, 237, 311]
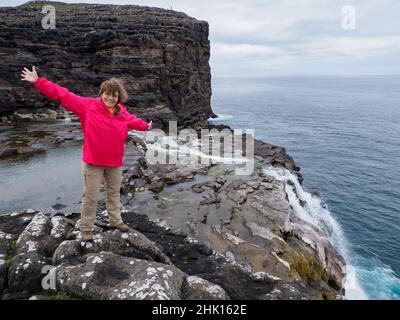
[80, 161, 123, 232]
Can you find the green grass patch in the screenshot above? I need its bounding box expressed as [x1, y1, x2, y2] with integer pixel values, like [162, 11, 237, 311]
[5, 239, 17, 268]
[19, 1, 79, 11]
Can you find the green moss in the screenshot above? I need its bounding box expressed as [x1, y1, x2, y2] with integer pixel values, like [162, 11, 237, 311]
[255, 163, 265, 170]
[9, 239, 17, 251]
[1, 289, 80, 301]
[207, 164, 225, 177]
[64, 226, 75, 240]
[0, 291, 11, 300]
[38, 289, 81, 300]
[5, 256, 12, 269]
[292, 256, 310, 278]
[19, 1, 79, 11]
[281, 237, 325, 282]
[322, 291, 337, 300]
[5, 239, 17, 268]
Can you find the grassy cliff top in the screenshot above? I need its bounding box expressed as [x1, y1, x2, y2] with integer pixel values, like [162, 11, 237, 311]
[19, 1, 80, 10]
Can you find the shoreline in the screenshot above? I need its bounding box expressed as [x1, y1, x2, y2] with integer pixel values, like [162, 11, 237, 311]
[0, 120, 346, 299]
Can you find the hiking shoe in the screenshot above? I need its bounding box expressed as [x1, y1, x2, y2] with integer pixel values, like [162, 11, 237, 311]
[81, 231, 93, 241]
[114, 223, 129, 232]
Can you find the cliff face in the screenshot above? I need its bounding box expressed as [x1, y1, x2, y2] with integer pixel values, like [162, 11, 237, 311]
[0, 1, 214, 128]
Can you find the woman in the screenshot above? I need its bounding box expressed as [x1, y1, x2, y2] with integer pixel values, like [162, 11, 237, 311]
[21, 66, 152, 241]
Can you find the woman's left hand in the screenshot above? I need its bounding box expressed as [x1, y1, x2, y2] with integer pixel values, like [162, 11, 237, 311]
[21, 66, 39, 83]
[147, 120, 152, 130]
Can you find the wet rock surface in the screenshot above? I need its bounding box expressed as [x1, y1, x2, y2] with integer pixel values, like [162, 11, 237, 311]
[0, 121, 83, 160]
[0, 130, 345, 300]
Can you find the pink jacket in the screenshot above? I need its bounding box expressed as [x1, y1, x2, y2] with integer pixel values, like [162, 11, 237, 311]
[34, 77, 149, 167]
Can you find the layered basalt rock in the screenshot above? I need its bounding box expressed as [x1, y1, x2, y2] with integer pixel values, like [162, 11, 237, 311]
[0, 1, 214, 129]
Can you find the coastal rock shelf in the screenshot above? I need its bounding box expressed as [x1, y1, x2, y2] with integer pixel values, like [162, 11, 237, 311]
[0, 1, 214, 129]
[0, 121, 83, 160]
[0, 131, 344, 300]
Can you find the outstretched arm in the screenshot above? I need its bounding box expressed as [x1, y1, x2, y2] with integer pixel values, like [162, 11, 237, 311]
[127, 113, 152, 131]
[21, 66, 90, 117]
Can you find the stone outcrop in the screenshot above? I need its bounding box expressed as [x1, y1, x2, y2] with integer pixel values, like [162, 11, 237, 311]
[0, 206, 343, 300]
[0, 130, 345, 300]
[56, 252, 187, 300]
[0, 209, 232, 300]
[0, 1, 214, 129]
[0, 121, 83, 160]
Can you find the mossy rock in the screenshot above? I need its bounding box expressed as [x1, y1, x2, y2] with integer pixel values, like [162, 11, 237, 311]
[207, 164, 225, 177]
[290, 254, 324, 282]
[20, 1, 79, 11]
[5, 239, 17, 268]
[255, 163, 268, 170]
[33, 290, 80, 300]
[280, 238, 325, 282]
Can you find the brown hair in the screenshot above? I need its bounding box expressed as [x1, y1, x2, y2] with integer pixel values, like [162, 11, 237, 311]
[98, 78, 128, 104]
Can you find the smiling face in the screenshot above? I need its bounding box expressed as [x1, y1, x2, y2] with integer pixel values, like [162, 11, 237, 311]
[99, 78, 128, 109]
[101, 91, 119, 108]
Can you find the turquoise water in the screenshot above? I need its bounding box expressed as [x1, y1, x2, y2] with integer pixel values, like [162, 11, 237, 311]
[210, 75, 400, 299]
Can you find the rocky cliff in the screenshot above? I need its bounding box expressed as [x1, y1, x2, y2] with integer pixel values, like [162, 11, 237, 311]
[0, 1, 345, 300]
[0, 1, 214, 128]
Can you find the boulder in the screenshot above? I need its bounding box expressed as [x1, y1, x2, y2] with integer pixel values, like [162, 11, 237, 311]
[56, 252, 185, 300]
[7, 212, 73, 293]
[53, 229, 171, 266]
[181, 275, 230, 300]
[0, 230, 15, 293]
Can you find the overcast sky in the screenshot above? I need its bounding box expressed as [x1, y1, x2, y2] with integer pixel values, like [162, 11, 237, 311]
[2, 0, 400, 76]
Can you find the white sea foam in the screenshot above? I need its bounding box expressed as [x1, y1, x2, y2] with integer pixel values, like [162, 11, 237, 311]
[263, 165, 369, 300]
[349, 256, 400, 300]
[207, 114, 234, 122]
[146, 135, 251, 166]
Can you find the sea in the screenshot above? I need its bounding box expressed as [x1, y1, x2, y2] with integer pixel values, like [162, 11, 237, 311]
[209, 75, 400, 299]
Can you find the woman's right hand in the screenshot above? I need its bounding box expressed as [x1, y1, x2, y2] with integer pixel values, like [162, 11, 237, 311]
[21, 66, 38, 83]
